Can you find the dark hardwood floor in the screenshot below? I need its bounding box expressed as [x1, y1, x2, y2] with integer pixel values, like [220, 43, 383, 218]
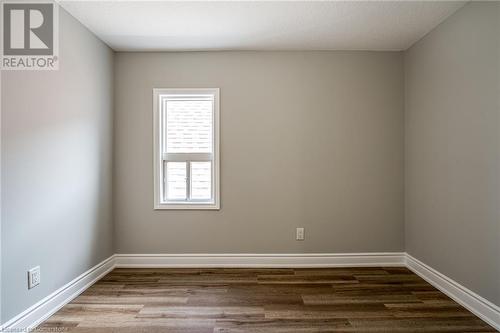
[38, 267, 497, 332]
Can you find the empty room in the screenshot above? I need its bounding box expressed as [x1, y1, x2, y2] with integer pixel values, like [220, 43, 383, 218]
[1, 0, 499, 332]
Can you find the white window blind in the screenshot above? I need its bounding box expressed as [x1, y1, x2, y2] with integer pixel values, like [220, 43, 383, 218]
[153, 89, 220, 210]
[166, 99, 212, 153]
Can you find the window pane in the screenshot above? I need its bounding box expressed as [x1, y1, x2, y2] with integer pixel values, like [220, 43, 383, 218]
[166, 99, 213, 153]
[166, 162, 186, 200]
[191, 162, 212, 200]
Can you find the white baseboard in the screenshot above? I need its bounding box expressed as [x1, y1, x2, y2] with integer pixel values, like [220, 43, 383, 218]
[2, 252, 498, 332]
[406, 254, 500, 331]
[0, 255, 115, 331]
[114, 252, 406, 268]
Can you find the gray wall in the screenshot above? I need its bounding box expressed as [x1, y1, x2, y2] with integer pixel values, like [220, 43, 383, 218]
[405, 2, 500, 305]
[1, 9, 114, 321]
[114, 51, 404, 253]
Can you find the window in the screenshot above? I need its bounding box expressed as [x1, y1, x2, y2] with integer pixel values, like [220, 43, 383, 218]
[153, 88, 220, 209]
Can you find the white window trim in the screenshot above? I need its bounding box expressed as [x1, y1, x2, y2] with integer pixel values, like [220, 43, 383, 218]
[153, 88, 220, 210]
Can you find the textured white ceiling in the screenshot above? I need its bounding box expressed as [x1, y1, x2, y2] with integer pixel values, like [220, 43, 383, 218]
[58, 1, 465, 52]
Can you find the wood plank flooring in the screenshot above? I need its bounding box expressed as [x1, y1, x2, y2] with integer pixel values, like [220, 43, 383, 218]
[38, 267, 497, 332]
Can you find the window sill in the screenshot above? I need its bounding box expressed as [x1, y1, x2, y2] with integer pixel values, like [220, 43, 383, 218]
[154, 203, 220, 210]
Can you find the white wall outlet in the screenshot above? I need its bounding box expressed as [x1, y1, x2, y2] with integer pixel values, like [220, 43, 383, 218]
[28, 266, 40, 289]
[296, 227, 305, 241]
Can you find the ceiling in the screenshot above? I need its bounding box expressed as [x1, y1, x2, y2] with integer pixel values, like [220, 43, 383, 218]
[58, 1, 465, 52]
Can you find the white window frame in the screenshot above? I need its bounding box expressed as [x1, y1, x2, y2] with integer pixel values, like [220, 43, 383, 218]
[153, 88, 220, 210]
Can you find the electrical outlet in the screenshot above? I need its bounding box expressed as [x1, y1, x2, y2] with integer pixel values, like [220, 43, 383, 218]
[296, 227, 305, 241]
[28, 266, 40, 289]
